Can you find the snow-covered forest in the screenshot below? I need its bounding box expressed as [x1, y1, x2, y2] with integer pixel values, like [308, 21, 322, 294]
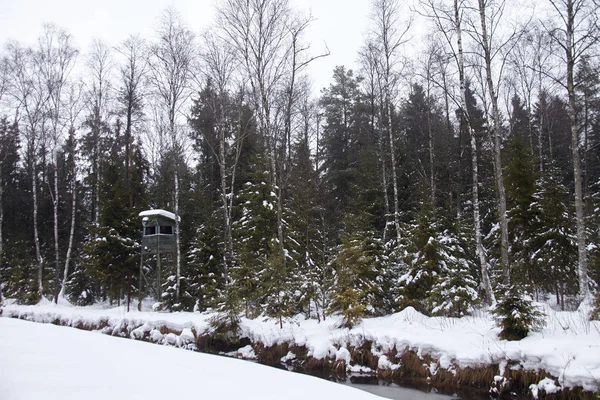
[0, 0, 600, 328]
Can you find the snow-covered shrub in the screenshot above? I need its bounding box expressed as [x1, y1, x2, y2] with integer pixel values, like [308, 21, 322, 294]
[492, 286, 546, 340]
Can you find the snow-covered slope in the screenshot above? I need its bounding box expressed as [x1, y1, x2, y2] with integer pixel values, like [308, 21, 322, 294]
[2, 301, 599, 393]
[0, 317, 385, 400]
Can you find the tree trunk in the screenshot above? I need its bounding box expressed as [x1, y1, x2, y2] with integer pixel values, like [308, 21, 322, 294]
[456, 0, 494, 304]
[32, 149, 44, 299]
[386, 79, 401, 244]
[94, 133, 100, 225]
[58, 171, 77, 300]
[538, 74, 545, 172]
[173, 146, 181, 305]
[477, 0, 510, 285]
[377, 105, 391, 242]
[426, 84, 435, 205]
[565, 0, 588, 298]
[53, 152, 60, 302]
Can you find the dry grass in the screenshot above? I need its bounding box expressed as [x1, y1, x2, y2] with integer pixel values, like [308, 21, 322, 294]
[254, 343, 289, 366]
[348, 340, 379, 370]
[455, 365, 498, 389]
[397, 350, 429, 379]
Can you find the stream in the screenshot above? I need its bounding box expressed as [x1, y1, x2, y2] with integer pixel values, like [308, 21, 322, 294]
[345, 382, 461, 400]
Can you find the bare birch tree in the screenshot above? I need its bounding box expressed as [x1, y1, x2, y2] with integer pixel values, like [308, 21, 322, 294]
[6, 41, 49, 298]
[201, 32, 241, 283]
[0, 57, 9, 305]
[217, 0, 292, 276]
[216, 0, 293, 327]
[148, 7, 195, 305]
[116, 35, 148, 207]
[369, 0, 411, 245]
[544, 0, 599, 299]
[58, 82, 85, 300]
[84, 39, 113, 226]
[358, 40, 391, 241]
[467, 0, 524, 285]
[37, 24, 78, 302]
[419, 0, 495, 303]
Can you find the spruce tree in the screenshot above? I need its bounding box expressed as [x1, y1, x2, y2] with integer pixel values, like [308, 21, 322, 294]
[232, 157, 277, 318]
[328, 230, 386, 327]
[396, 201, 478, 316]
[530, 165, 578, 307]
[504, 96, 539, 291]
[492, 285, 545, 341]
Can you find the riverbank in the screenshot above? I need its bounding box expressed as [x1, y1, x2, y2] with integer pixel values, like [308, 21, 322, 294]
[0, 317, 386, 400]
[2, 300, 599, 399]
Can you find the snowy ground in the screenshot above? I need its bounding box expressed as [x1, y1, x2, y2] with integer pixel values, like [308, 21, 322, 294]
[0, 317, 385, 400]
[2, 300, 600, 395]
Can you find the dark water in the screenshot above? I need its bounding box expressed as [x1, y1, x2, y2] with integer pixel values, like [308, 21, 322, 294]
[285, 368, 462, 400]
[343, 381, 461, 400]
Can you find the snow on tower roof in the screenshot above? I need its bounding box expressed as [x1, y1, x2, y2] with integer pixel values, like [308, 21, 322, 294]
[139, 209, 180, 222]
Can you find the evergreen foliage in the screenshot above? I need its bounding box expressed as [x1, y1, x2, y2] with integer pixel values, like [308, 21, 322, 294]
[328, 231, 386, 327]
[492, 286, 546, 341]
[396, 203, 478, 316]
[504, 101, 539, 291]
[530, 165, 578, 305]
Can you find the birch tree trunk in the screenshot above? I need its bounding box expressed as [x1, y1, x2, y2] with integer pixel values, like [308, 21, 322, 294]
[8, 43, 47, 299]
[149, 7, 194, 306]
[53, 154, 60, 298]
[0, 65, 6, 305]
[455, 0, 494, 304]
[32, 140, 44, 298]
[371, 0, 410, 244]
[546, 0, 593, 299]
[37, 26, 77, 301]
[359, 41, 391, 241]
[59, 165, 77, 299]
[564, 0, 588, 298]
[477, 0, 510, 285]
[426, 79, 435, 205]
[85, 40, 112, 226]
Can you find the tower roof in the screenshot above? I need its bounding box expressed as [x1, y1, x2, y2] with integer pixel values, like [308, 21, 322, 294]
[138, 209, 180, 222]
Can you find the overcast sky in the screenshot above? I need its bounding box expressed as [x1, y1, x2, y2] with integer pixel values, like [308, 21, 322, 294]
[0, 0, 385, 92]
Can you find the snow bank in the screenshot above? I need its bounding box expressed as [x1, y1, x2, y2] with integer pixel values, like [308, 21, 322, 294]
[2, 301, 600, 393]
[0, 318, 382, 400]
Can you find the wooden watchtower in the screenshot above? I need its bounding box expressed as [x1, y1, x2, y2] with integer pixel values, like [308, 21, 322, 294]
[139, 209, 178, 255]
[138, 209, 179, 308]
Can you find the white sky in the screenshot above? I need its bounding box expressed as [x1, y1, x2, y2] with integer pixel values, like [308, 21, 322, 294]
[0, 0, 380, 93]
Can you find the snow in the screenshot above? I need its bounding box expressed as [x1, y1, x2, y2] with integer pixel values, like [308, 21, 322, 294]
[530, 377, 560, 399]
[139, 209, 180, 222]
[0, 318, 384, 400]
[2, 300, 600, 395]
